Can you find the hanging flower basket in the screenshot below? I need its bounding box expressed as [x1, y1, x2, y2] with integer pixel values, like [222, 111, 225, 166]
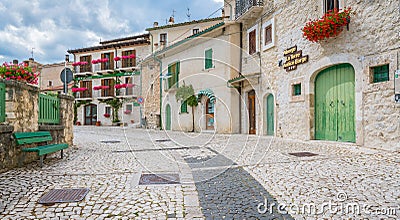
[72, 87, 88, 93]
[93, 86, 110, 90]
[0, 62, 39, 85]
[72, 61, 88, 66]
[124, 110, 131, 114]
[302, 7, 352, 42]
[103, 113, 110, 118]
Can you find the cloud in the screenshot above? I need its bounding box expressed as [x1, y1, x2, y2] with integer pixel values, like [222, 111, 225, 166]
[0, 0, 224, 64]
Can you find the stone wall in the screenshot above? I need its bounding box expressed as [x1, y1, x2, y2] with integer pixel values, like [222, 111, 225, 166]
[0, 80, 74, 172]
[141, 59, 161, 129]
[235, 0, 400, 150]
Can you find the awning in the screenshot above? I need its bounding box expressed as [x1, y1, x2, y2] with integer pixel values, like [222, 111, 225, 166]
[197, 89, 215, 103]
[227, 73, 261, 85]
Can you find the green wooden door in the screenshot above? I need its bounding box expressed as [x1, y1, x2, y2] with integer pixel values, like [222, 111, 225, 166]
[315, 64, 355, 142]
[165, 104, 171, 130]
[266, 94, 274, 135]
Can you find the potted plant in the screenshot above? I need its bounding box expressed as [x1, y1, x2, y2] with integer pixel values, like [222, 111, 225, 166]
[96, 121, 101, 126]
[302, 7, 352, 42]
[103, 113, 110, 118]
[124, 110, 131, 115]
[76, 121, 81, 126]
[0, 62, 39, 85]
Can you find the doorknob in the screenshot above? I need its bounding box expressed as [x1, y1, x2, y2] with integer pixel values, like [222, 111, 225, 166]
[329, 101, 334, 107]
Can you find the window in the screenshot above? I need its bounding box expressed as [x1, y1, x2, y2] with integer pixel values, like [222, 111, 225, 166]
[324, 0, 339, 13]
[248, 29, 256, 55]
[193, 28, 200, 35]
[181, 100, 188, 113]
[293, 84, 301, 96]
[101, 52, 114, 70]
[205, 48, 213, 69]
[48, 81, 53, 87]
[105, 106, 111, 115]
[372, 64, 389, 83]
[80, 55, 92, 72]
[264, 25, 272, 45]
[126, 104, 133, 112]
[122, 50, 136, 68]
[101, 79, 115, 97]
[167, 61, 180, 89]
[160, 33, 167, 45]
[125, 77, 133, 96]
[79, 81, 92, 98]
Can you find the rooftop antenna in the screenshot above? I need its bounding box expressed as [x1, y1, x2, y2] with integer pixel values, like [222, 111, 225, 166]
[172, 9, 176, 18]
[31, 48, 35, 59]
[186, 8, 191, 21]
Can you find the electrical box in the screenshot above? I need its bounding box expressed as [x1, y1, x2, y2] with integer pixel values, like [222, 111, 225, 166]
[395, 70, 400, 103]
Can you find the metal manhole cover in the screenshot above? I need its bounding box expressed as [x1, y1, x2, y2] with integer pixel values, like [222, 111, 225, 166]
[155, 139, 171, 142]
[288, 152, 318, 157]
[139, 173, 180, 185]
[101, 140, 121, 143]
[38, 188, 89, 204]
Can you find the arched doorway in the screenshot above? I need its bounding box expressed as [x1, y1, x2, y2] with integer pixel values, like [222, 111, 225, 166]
[84, 104, 97, 125]
[165, 104, 171, 130]
[266, 94, 274, 136]
[248, 90, 256, 134]
[205, 98, 215, 130]
[315, 63, 355, 142]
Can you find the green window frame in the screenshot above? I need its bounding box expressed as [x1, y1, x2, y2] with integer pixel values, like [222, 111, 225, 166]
[205, 49, 213, 69]
[180, 100, 188, 113]
[167, 61, 180, 89]
[0, 83, 5, 122]
[372, 64, 389, 83]
[293, 83, 301, 96]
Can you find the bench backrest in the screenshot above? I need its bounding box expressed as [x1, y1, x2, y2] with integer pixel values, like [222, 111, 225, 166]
[14, 131, 53, 145]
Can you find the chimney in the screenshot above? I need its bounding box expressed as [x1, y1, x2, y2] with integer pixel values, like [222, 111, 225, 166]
[29, 57, 34, 61]
[222, 8, 225, 17]
[168, 17, 175, 25]
[12, 59, 18, 65]
[153, 21, 159, 28]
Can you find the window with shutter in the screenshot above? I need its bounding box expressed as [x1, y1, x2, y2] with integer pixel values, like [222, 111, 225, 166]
[205, 49, 213, 69]
[372, 64, 389, 83]
[324, 0, 339, 13]
[249, 29, 256, 55]
[167, 62, 180, 89]
[264, 25, 272, 45]
[80, 55, 92, 72]
[181, 100, 188, 113]
[122, 50, 136, 68]
[101, 79, 115, 97]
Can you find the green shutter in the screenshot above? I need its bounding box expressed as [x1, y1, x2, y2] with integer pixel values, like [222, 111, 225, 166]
[0, 83, 5, 122]
[205, 49, 213, 69]
[176, 61, 180, 88]
[266, 94, 274, 135]
[167, 65, 172, 89]
[181, 100, 188, 113]
[293, 84, 301, 96]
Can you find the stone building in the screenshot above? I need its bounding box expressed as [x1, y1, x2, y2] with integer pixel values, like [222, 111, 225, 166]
[224, 0, 399, 150]
[141, 17, 228, 129]
[67, 34, 150, 126]
[40, 62, 73, 93]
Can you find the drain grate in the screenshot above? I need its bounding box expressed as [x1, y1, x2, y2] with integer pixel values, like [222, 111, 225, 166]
[155, 139, 171, 142]
[289, 152, 318, 157]
[38, 188, 89, 204]
[101, 140, 121, 144]
[139, 173, 180, 185]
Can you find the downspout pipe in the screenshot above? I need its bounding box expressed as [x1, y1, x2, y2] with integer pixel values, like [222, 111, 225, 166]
[224, 0, 233, 20]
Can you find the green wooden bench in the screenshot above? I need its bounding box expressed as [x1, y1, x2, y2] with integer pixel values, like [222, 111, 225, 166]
[14, 131, 68, 167]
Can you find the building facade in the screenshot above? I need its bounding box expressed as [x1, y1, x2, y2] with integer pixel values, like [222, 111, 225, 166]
[142, 17, 228, 129]
[225, 0, 399, 150]
[68, 34, 150, 126]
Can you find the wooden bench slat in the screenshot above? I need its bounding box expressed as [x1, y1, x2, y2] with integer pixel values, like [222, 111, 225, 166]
[15, 136, 53, 145]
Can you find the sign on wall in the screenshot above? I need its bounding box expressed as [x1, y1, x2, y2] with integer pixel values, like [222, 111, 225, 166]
[283, 45, 309, 72]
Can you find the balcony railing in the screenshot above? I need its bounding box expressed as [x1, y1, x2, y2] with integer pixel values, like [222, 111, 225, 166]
[235, 0, 264, 20]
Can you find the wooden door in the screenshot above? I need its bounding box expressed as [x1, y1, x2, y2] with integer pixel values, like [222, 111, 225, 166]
[248, 90, 256, 134]
[165, 104, 171, 130]
[206, 98, 215, 130]
[315, 64, 355, 142]
[266, 94, 274, 135]
[84, 104, 97, 125]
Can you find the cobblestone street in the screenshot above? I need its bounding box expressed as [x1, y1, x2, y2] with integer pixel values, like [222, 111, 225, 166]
[1, 126, 399, 219]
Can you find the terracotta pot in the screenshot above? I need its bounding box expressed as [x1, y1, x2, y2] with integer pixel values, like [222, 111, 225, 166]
[96, 121, 101, 126]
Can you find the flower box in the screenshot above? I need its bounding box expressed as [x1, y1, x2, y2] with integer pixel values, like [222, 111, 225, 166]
[103, 113, 110, 118]
[91, 58, 109, 64]
[72, 87, 88, 93]
[302, 7, 352, 42]
[124, 110, 131, 114]
[72, 61, 88, 66]
[115, 83, 135, 89]
[93, 85, 110, 90]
